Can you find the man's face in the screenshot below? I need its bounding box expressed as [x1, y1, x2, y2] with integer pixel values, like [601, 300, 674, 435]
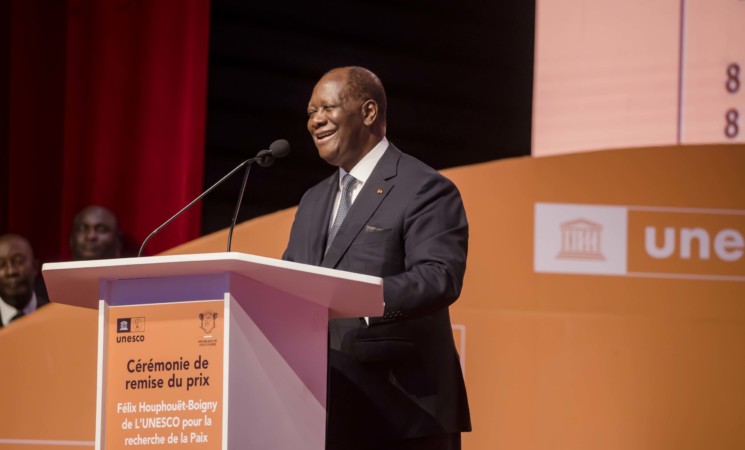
[0, 238, 37, 309]
[71, 209, 120, 260]
[307, 71, 367, 171]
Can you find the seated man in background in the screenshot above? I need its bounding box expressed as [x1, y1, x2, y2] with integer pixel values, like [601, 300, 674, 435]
[0, 234, 49, 327]
[70, 205, 123, 260]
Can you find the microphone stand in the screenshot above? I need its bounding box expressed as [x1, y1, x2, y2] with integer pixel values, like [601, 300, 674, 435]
[138, 140, 289, 257]
[226, 162, 252, 252]
[138, 158, 254, 257]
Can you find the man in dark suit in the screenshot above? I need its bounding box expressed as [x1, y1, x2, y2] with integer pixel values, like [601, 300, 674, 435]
[0, 234, 49, 327]
[283, 67, 471, 449]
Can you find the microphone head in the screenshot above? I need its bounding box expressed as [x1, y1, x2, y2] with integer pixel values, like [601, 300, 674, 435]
[254, 149, 274, 167]
[268, 139, 291, 158]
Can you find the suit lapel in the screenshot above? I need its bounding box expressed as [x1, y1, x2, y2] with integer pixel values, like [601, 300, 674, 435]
[321, 145, 401, 269]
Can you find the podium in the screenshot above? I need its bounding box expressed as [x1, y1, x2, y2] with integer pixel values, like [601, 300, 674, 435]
[43, 252, 384, 450]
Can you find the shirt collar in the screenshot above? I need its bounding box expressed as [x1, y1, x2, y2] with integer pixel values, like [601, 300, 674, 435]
[338, 137, 389, 186]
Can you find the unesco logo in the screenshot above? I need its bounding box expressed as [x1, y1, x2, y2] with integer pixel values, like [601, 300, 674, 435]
[534, 202, 745, 281]
[534, 203, 627, 276]
[116, 317, 146, 343]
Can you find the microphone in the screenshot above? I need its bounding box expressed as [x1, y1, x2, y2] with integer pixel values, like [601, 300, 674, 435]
[226, 139, 290, 250]
[138, 139, 291, 257]
[254, 139, 291, 167]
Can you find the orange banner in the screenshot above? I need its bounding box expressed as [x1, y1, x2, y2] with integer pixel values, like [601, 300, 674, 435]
[104, 300, 224, 449]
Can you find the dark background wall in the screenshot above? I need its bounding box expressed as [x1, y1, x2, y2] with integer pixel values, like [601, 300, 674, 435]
[200, 0, 535, 235]
[1, 0, 535, 260]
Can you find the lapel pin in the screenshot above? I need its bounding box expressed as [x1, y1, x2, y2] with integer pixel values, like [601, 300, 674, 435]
[376, 188, 383, 194]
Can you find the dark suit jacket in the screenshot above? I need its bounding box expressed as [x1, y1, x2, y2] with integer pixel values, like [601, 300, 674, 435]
[283, 144, 471, 442]
[0, 285, 50, 328]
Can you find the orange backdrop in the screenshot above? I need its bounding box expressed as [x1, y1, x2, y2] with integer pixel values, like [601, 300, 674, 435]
[2, 143, 744, 450]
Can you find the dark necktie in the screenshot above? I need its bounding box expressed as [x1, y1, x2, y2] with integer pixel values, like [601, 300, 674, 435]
[10, 310, 25, 323]
[326, 174, 357, 254]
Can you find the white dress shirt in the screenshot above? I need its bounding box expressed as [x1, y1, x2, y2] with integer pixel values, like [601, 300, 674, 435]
[0, 292, 38, 326]
[329, 137, 389, 227]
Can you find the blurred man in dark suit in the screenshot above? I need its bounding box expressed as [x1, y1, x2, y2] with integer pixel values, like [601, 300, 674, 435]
[70, 205, 122, 260]
[0, 234, 49, 327]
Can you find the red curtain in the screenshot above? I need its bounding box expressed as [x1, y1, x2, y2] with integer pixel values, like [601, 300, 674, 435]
[4, 0, 67, 263]
[3, 0, 210, 261]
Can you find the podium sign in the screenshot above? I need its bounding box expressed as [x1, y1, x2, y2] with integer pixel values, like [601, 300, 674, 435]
[104, 300, 224, 448]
